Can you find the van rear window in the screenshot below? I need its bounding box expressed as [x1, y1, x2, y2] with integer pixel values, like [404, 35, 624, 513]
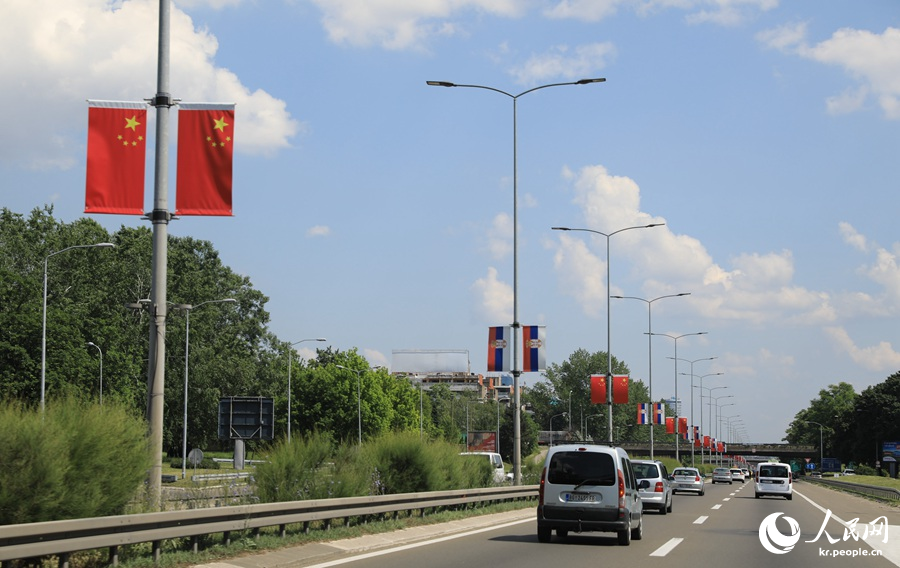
[547, 451, 615, 486]
[759, 465, 789, 478]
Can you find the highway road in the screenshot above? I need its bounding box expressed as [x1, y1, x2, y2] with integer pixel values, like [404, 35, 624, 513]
[285, 479, 900, 568]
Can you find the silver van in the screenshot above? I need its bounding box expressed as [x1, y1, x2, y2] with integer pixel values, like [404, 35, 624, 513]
[537, 444, 644, 545]
[459, 452, 507, 484]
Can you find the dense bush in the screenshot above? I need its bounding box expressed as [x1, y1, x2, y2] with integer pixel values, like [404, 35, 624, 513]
[252, 432, 495, 503]
[0, 397, 151, 524]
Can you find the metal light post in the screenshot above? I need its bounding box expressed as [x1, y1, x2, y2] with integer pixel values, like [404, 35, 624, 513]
[712, 398, 735, 465]
[287, 338, 326, 443]
[671, 356, 716, 467]
[612, 293, 689, 459]
[85, 342, 103, 406]
[648, 332, 706, 461]
[553, 224, 665, 444]
[336, 364, 377, 445]
[722, 415, 742, 463]
[550, 412, 567, 447]
[41, 242, 115, 412]
[804, 420, 826, 472]
[694, 382, 726, 463]
[171, 298, 237, 479]
[428, 77, 605, 484]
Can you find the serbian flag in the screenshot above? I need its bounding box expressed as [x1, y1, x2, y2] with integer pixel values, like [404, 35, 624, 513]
[521, 325, 546, 372]
[590, 375, 607, 404]
[637, 403, 649, 425]
[613, 375, 629, 403]
[653, 402, 665, 424]
[85, 101, 148, 215]
[665, 417, 675, 434]
[176, 103, 235, 216]
[678, 417, 688, 435]
[693, 425, 700, 441]
[487, 326, 511, 372]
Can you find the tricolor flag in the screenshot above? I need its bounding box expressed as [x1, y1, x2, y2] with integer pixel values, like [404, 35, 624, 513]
[693, 425, 700, 441]
[521, 325, 546, 372]
[85, 100, 148, 215]
[653, 402, 665, 424]
[176, 103, 235, 216]
[487, 326, 511, 372]
[637, 403, 649, 425]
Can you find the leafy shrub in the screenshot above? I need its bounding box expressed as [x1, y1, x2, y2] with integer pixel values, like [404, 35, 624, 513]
[252, 431, 338, 502]
[0, 397, 151, 524]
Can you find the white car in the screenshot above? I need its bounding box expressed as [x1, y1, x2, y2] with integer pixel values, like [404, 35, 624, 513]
[729, 468, 746, 482]
[755, 462, 793, 500]
[537, 444, 644, 545]
[459, 452, 507, 484]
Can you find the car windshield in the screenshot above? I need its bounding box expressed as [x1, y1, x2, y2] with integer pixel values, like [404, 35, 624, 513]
[633, 463, 660, 479]
[546, 451, 616, 486]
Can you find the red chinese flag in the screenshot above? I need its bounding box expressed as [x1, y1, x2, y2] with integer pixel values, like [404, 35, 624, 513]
[176, 103, 235, 216]
[678, 417, 688, 435]
[703, 435, 710, 448]
[85, 101, 147, 215]
[665, 417, 675, 434]
[590, 375, 606, 404]
[613, 375, 629, 403]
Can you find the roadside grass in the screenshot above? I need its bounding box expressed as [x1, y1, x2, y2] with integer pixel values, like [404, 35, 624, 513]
[822, 475, 900, 490]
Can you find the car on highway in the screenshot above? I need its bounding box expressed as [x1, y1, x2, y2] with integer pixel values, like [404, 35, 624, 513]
[537, 444, 644, 545]
[741, 467, 751, 480]
[842, 469, 856, 476]
[755, 462, 793, 500]
[459, 451, 507, 484]
[712, 467, 733, 484]
[670, 467, 705, 496]
[632, 459, 673, 515]
[729, 467, 746, 482]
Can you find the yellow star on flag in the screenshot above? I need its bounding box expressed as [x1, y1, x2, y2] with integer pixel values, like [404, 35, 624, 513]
[124, 115, 141, 131]
[213, 116, 229, 132]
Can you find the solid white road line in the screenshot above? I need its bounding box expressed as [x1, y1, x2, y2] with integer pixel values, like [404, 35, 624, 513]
[650, 537, 684, 557]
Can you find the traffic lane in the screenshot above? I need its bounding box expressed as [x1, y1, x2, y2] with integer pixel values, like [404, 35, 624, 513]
[660, 478, 895, 567]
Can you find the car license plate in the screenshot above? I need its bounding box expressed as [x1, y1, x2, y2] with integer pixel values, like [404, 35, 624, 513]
[679, 483, 693, 489]
[564, 492, 596, 503]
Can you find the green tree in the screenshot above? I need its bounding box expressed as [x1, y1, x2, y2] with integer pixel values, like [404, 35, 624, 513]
[841, 373, 900, 466]
[783, 382, 857, 464]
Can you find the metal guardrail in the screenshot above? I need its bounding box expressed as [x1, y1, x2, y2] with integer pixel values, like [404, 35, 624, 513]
[804, 477, 900, 501]
[0, 485, 538, 567]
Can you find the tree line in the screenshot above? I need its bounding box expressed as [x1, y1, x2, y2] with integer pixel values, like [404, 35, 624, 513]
[1, 206, 686, 462]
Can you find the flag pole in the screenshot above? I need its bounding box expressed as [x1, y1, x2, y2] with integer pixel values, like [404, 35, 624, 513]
[146, 0, 173, 509]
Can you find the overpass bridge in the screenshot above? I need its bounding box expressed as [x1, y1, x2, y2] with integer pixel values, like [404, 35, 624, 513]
[619, 442, 817, 464]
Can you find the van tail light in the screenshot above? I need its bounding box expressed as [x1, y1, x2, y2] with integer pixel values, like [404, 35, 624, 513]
[695, 475, 701, 482]
[539, 467, 547, 503]
[655, 482, 664, 493]
[618, 470, 626, 511]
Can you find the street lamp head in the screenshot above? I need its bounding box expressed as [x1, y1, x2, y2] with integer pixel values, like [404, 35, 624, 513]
[86, 341, 97, 348]
[551, 226, 571, 231]
[94, 243, 116, 248]
[426, 81, 455, 87]
[576, 78, 606, 84]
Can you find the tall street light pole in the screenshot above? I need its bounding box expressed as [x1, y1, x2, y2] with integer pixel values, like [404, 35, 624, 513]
[804, 420, 827, 472]
[428, 77, 605, 484]
[41, 242, 115, 412]
[712, 397, 735, 465]
[612, 293, 689, 459]
[671, 356, 716, 467]
[553, 224, 665, 444]
[648, 331, 705, 462]
[693, 381, 725, 463]
[171, 298, 237, 479]
[336, 365, 380, 445]
[287, 338, 327, 443]
[85, 342, 104, 406]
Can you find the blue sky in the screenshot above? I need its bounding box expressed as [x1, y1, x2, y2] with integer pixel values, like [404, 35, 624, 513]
[3, 0, 899, 444]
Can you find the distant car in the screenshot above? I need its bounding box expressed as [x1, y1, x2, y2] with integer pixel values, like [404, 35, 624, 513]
[810, 471, 823, 478]
[842, 469, 856, 476]
[670, 467, 705, 496]
[741, 468, 751, 480]
[632, 459, 673, 515]
[729, 468, 746, 483]
[756, 462, 793, 500]
[712, 467, 733, 484]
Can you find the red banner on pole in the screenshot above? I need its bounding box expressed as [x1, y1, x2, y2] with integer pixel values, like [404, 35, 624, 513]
[176, 103, 235, 216]
[85, 101, 147, 215]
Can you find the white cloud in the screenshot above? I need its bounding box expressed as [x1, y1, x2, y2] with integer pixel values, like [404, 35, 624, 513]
[509, 43, 615, 85]
[545, 0, 777, 25]
[825, 326, 900, 372]
[839, 221, 868, 253]
[0, 0, 299, 170]
[308, 0, 523, 51]
[307, 225, 332, 237]
[486, 213, 513, 260]
[758, 24, 900, 120]
[550, 163, 835, 326]
[543, 0, 625, 22]
[471, 266, 512, 323]
[363, 348, 390, 370]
